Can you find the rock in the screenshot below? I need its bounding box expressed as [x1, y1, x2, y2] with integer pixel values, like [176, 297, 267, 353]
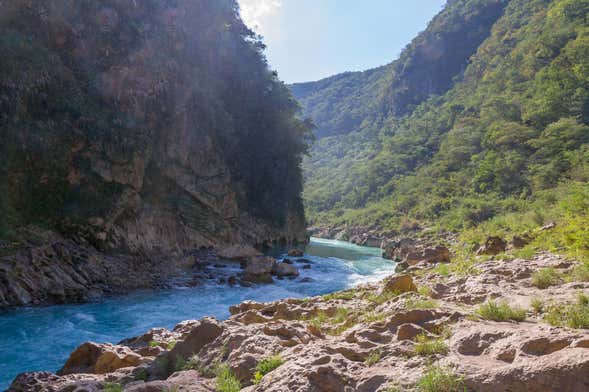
[395, 261, 409, 273]
[217, 245, 262, 260]
[361, 237, 383, 248]
[302, 265, 312, 270]
[273, 263, 299, 278]
[300, 277, 314, 282]
[540, 222, 556, 231]
[288, 249, 304, 257]
[381, 274, 417, 294]
[59, 342, 143, 375]
[282, 258, 294, 264]
[298, 258, 313, 264]
[228, 275, 237, 286]
[476, 236, 507, 255]
[396, 323, 429, 341]
[242, 256, 276, 283]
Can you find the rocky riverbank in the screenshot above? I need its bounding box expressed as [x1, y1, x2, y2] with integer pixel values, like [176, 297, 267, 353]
[0, 231, 309, 310]
[9, 247, 589, 391]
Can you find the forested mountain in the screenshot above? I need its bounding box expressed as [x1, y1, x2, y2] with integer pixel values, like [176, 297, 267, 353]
[294, 0, 589, 257]
[0, 0, 312, 306]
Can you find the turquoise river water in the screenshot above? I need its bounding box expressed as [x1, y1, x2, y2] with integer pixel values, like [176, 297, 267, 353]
[0, 238, 395, 389]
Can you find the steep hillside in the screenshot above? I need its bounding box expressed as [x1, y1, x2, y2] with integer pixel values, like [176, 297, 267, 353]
[296, 0, 589, 260]
[0, 0, 312, 307]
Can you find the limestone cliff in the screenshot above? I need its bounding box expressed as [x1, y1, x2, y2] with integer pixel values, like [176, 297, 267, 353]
[0, 0, 310, 308]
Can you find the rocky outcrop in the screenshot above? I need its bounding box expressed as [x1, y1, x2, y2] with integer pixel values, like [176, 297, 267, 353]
[0, 0, 309, 309]
[11, 250, 589, 392]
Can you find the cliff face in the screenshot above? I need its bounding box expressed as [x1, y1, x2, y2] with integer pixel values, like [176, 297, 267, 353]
[0, 0, 310, 307]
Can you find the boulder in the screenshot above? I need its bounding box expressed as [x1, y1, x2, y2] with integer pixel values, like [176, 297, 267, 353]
[273, 263, 299, 278]
[476, 236, 507, 255]
[217, 245, 262, 260]
[242, 256, 276, 283]
[59, 342, 143, 375]
[288, 248, 304, 257]
[381, 274, 417, 294]
[361, 237, 383, 248]
[396, 323, 430, 341]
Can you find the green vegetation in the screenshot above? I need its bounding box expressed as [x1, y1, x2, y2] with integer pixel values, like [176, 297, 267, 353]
[476, 300, 527, 322]
[149, 340, 159, 348]
[0, 0, 313, 242]
[364, 350, 381, 366]
[544, 293, 589, 329]
[532, 268, 562, 289]
[405, 297, 439, 310]
[252, 355, 284, 385]
[417, 365, 465, 392]
[103, 383, 123, 392]
[293, 0, 589, 266]
[414, 334, 449, 356]
[215, 364, 241, 392]
[365, 290, 401, 305]
[531, 297, 545, 314]
[166, 340, 177, 351]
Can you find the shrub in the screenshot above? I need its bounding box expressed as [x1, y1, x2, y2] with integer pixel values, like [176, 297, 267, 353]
[414, 334, 448, 356]
[531, 268, 561, 289]
[476, 300, 526, 322]
[544, 293, 589, 329]
[417, 365, 465, 392]
[149, 340, 159, 348]
[215, 364, 241, 392]
[252, 355, 284, 384]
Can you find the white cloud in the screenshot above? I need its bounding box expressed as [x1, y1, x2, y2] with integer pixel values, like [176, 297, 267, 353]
[238, 0, 282, 33]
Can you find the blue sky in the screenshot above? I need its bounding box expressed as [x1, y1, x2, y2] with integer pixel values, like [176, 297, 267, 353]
[238, 0, 447, 83]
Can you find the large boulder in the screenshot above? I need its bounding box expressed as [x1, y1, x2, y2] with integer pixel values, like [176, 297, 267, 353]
[381, 274, 417, 294]
[242, 256, 276, 283]
[59, 342, 143, 375]
[217, 245, 262, 260]
[273, 263, 299, 278]
[288, 248, 304, 257]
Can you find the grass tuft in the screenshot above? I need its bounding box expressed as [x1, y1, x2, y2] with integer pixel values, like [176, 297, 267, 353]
[252, 355, 284, 385]
[364, 350, 381, 366]
[476, 300, 526, 322]
[531, 268, 561, 289]
[544, 293, 589, 329]
[215, 364, 241, 392]
[414, 334, 448, 356]
[417, 365, 465, 392]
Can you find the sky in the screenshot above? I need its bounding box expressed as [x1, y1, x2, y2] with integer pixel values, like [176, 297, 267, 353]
[238, 0, 447, 83]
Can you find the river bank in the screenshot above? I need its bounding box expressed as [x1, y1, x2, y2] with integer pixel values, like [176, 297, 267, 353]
[1, 238, 395, 390]
[8, 244, 589, 391]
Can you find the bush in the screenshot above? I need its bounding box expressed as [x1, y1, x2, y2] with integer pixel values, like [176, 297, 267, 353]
[417, 365, 465, 392]
[476, 300, 526, 322]
[252, 355, 284, 384]
[531, 268, 561, 289]
[215, 364, 241, 392]
[414, 334, 449, 356]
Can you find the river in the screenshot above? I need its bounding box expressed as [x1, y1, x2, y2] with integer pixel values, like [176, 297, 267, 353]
[0, 238, 395, 389]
